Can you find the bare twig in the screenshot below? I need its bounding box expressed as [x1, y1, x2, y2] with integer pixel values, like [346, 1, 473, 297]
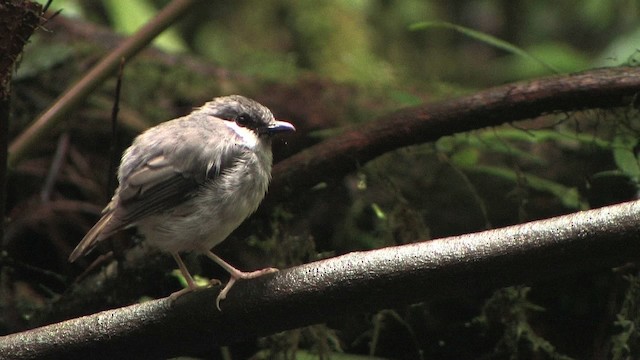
[40, 133, 70, 202]
[107, 58, 125, 195]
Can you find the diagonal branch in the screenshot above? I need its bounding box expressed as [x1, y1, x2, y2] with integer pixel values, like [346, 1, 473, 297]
[2, 199, 640, 359]
[270, 66, 640, 196]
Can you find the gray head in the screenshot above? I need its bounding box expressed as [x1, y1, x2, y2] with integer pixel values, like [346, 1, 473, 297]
[199, 95, 295, 136]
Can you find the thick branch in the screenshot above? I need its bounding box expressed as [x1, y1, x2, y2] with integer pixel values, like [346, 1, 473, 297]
[2, 200, 640, 359]
[270, 66, 640, 194]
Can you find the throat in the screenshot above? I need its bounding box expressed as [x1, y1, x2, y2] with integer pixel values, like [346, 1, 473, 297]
[224, 121, 258, 148]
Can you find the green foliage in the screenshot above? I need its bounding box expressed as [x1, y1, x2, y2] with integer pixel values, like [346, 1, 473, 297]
[596, 26, 640, 66]
[255, 325, 347, 360]
[14, 36, 74, 81]
[387, 90, 424, 107]
[628, 50, 640, 67]
[410, 21, 560, 74]
[35, 0, 84, 17]
[610, 275, 640, 359]
[369, 310, 423, 358]
[612, 133, 640, 181]
[498, 42, 591, 80]
[284, 1, 394, 85]
[38, 0, 640, 89]
[464, 165, 586, 210]
[438, 126, 597, 212]
[472, 287, 574, 360]
[102, 0, 187, 53]
[170, 269, 210, 289]
[194, 19, 301, 81]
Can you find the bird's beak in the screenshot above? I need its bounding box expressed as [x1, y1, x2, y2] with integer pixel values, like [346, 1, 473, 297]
[263, 120, 296, 135]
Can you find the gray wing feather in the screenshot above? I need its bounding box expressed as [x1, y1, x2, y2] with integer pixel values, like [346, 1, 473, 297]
[69, 117, 240, 261]
[69, 157, 207, 262]
[68, 211, 115, 262]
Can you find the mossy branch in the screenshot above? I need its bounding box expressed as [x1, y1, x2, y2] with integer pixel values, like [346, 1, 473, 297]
[269, 66, 640, 197]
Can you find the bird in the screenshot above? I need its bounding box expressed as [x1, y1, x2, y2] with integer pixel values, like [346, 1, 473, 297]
[69, 95, 295, 309]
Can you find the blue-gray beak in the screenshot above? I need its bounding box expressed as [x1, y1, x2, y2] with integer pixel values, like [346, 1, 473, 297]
[264, 120, 296, 135]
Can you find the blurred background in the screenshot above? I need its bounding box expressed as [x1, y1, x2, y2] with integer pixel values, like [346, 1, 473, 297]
[36, 0, 639, 84]
[5, 0, 640, 358]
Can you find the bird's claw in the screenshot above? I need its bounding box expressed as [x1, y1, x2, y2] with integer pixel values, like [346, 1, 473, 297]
[215, 267, 279, 310]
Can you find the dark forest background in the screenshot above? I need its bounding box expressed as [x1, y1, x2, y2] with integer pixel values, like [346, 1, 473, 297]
[4, 0, 640, 359]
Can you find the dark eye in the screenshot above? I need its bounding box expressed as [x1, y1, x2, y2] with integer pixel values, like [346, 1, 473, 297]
[235, 114, 252, 127]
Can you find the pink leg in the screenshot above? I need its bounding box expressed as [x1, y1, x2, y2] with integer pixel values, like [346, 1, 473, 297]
[169, 252, 197, 300]
[203, 250, 278, 309]
[169, 252, 221, 300]
[174, 252, 197, 289]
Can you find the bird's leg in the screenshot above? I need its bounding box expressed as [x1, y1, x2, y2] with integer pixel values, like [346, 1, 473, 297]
[174, 252, 197, 289]
[204, 250, 278, 309]
[169, 252, 211, 300]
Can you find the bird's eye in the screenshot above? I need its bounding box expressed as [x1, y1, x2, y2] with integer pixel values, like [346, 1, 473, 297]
[235, 114, 252, 127]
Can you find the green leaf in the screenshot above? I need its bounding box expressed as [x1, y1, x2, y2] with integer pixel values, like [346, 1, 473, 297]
[450, 147, 480, 167]
[409, 21, 559, 74]
[499, 42, 590, 79]
[612, 134, 640, 180]
[474, 128, 610, 149]
[170, 269, 210, 288]
[463, 165, 587, 210]
[371, 203, 387, 220]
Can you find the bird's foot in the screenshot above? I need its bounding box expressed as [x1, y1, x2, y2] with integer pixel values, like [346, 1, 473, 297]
[216, 278, 236, 310]
[237, 267, 279, 279]
[209, 278, 223, 286]
[169, 287, 193, 301]
[215, 267, 279, 310]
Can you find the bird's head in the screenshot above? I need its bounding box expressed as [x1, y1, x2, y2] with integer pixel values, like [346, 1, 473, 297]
[203, 95, 295, 137]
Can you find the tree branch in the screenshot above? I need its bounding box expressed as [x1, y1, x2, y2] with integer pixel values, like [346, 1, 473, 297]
[2, 199, 640, 359]
[270, 66, 640, 195]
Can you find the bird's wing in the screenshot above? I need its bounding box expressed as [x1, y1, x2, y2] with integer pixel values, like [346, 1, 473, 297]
[109, 155, 208, 226]
[69, 140, 241, 262]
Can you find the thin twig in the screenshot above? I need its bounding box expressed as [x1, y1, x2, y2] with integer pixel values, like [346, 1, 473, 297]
[107, 58, 125, 195]
[40, 133, 70, 202]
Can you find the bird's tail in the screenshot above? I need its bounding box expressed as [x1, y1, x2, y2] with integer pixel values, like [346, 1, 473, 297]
[68, 211, 115, 262]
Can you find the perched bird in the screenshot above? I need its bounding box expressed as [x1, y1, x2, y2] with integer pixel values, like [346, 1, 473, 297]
[69, 95, 295, 308]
